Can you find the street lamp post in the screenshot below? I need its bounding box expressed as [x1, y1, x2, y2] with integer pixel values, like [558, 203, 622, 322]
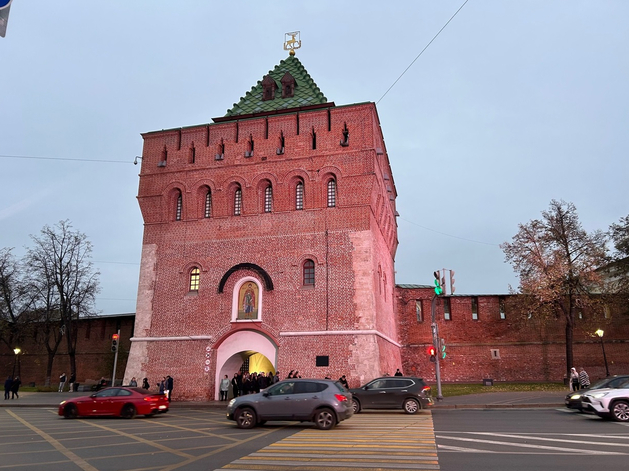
[595, 329, 610, 377]
[12, 348, 21, 378]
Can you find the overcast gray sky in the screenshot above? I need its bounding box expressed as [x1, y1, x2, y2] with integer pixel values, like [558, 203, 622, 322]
[2, 1, 628, 315]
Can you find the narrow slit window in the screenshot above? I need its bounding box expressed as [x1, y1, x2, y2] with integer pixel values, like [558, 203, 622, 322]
[234, 187, 242, 216]
[204, 190, 212, 218]
[264, 185, 273, 213]
[189, 268, 200, 291]
[312, 128, 317, 150]
[296, 182, 304, 210]
[190, 143, 196, 164]
[175, 191, 182, 221]
[499, 297, 506, 320]
[303, 260, 315, 286]
[327, 179, 336, 207]
[472, 297, 478, 320]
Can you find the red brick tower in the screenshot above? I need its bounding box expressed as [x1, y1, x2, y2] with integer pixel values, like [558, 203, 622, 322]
[124, 53, 400, 400]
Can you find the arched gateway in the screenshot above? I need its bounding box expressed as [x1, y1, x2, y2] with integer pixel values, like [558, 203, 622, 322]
[215, 330, 277, 400]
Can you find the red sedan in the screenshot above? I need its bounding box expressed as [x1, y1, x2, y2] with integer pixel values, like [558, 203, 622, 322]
[58, 387, 169, 419]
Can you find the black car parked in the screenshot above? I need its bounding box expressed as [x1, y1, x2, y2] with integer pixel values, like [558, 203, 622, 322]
[350, 376, 433, 414]
[565, 375, 629, 411]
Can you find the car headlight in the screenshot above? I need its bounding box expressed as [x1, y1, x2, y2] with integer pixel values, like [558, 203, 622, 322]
[569, 394, 581, 400]
[589, 392, 609, 399]
[59, 401, 66, 406]
[228, 399, 236, 407]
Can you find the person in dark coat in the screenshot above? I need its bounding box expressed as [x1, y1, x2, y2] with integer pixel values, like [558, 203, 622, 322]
[10, 376, 21, 399]
[394, 369, 403, 376]
[231, 373, 240, 398]
[338, 375, 349, 389]
[166, 375, 173, 402]
[142, 377, 150, 390]
[4, 376, 12, 400]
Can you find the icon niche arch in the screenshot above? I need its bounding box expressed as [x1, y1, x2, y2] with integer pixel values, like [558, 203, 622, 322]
[218, 263, 274, 322]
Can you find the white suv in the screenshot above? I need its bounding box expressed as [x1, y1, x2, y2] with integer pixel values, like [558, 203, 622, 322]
[582, 387, 629, 422]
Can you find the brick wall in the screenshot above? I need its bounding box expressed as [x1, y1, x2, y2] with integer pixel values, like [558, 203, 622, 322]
[125, 102, 402, 400]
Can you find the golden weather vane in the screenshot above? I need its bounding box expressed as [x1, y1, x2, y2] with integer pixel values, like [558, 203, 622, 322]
[284, 31, 301, 55]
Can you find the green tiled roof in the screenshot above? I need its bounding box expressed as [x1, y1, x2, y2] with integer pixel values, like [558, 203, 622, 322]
[224, 54, 327, 117]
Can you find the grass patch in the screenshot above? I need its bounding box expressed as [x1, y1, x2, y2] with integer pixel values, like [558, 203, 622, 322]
[439, 382, 566, 397]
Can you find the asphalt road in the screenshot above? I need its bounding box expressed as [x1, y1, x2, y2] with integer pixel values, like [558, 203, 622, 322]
[433, 408, 629, 471]
[2, 393, 627, 471]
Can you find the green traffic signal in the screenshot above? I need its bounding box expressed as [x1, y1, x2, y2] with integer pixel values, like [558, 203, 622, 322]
[434, 279, 443, 295]
[433, 271, 443, 295]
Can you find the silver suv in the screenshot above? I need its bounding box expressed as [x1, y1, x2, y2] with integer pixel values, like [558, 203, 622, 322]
[226, 378, 353, 430]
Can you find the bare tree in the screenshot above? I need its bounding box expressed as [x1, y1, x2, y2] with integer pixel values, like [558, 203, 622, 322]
[0, 248, 31, 354]
[26, 221, 99, 383]
[501, 200, 608, 378]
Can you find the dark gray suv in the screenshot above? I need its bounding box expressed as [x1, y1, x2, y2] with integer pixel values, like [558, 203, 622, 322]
[350, 376, 433, 414]
[226, 378, 353, 430]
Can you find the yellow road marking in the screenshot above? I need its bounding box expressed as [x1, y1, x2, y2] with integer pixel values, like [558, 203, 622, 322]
[5, 410, 99, 471]
[76, 419, 194, 459]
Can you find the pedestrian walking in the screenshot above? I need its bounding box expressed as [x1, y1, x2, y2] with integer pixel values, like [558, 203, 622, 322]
[4, 376, 12, 400]
[10, 376, 20, 399]
[142, 377, 150, 389]
[59, 372, 67, 392]
[570, 367, 579, 391]
[69, 372, 76, 392]
[220, 375, 230, 401]
[579, 367, 590, 389]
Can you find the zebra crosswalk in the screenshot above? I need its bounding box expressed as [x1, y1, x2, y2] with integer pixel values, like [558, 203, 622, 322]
[216, 412, 439, 470]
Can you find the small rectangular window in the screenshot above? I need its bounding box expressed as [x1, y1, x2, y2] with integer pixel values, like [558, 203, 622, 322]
[499, 297, 506, 320]
[471, 297, 478, 320]
[443, 298, 451, 321]
[490, 349, 501, 360]
[415, 300, 423, 322]
[316, 355, 329, 367]
[604, 304, 611, 319]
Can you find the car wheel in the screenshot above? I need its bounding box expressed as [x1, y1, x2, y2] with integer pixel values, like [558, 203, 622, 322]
[235, 408, 257, 429]
[314, 408, 336, 430]
[403, 398, 420, 414]
[121, 404, 136, 419]
[611, 400, 629, 422]
[352, 398, 361, 414]
[64, 404, 78, 419]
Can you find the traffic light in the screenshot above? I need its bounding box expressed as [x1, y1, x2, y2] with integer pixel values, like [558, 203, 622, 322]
[111, 333, 119, 352]
[427, 345, 436, 363]
[441, 339, 447, 359]
[449, 270, 455, 294]
[433, 271, 443, 295]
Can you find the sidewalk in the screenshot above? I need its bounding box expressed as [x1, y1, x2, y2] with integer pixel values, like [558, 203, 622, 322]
[0, 390, 567, 410]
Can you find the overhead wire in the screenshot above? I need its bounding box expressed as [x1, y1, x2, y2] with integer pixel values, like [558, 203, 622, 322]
[377, 0, 470, 104]
[0, 154, 131, 164]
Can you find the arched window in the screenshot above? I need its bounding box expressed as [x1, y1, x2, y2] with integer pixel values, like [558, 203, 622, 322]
[189, 268, 200, 291]
[175, 191, 182, 221]
[234, 187, 242, 216]
[264, 184, 273, 213]
[296, 181, 304, 210]
[204, 189, 212, 218]
[303, 259, 315, 286]
[327, 179, 336, 208]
